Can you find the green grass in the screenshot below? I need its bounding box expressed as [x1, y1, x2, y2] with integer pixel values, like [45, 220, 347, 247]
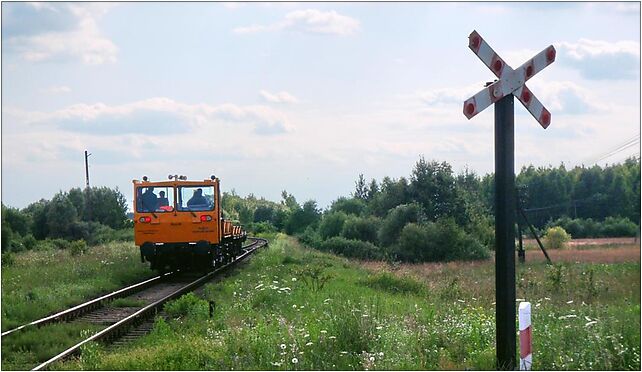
[1, 241, 153, 370]
[50, 234, 639, 370]
[1, 241, 153, 332]
[1, 322, 103, 370]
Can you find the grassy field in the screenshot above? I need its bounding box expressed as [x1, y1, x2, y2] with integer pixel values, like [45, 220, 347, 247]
[52, 234, 639, 370]
[1, 241, 153, 370]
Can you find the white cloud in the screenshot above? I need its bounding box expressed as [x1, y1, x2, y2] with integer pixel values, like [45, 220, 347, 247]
[526, 80, 607, 115]
[8, 98, 293, 136]
[555, 39, 640, 80]
[260, 90, 299, 104]
[3, 3, 118, 64]
[41, 85, 72, 95]
[233, 9, 360, 36]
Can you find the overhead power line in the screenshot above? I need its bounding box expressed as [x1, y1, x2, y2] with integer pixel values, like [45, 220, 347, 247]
[586, 133, 640, 165]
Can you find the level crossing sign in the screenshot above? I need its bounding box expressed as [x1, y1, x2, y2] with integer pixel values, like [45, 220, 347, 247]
[462, 30, 556, 370]
[463, 30, 555, 128]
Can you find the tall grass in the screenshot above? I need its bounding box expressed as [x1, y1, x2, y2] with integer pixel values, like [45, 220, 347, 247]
[53, 235, 640, 370]
[1, 241, 153, 331]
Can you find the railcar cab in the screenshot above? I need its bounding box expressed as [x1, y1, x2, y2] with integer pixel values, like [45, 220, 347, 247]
[133, 174, 243, 271]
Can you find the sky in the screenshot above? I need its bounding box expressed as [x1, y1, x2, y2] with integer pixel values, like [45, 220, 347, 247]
[2, 1, 640, 210]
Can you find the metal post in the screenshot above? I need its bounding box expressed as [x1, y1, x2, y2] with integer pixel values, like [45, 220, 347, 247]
[495, 94, 516, 370]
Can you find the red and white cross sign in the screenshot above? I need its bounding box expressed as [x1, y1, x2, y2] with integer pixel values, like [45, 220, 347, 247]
[463, 30, 556, 128]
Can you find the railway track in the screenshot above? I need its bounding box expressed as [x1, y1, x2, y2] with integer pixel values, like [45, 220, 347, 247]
[2, 237, 267, 371]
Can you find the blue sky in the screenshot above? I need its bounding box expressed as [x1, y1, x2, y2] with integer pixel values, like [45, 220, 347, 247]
[2, 2, 640, 210]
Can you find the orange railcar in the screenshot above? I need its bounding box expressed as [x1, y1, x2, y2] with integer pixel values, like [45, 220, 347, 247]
[133, 175, 246, 271]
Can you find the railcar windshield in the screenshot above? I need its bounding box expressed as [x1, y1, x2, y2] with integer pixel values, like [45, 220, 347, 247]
[136, 186, 175, 213]
[178, 186, 215, 211]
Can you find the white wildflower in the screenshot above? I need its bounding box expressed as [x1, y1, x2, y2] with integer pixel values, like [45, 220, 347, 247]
[304, 333, 310, 338]
[320, 330, 327, 333]
[567, 300, 574, 304]
[291, 357, 298, 364]
[280, 343, 287, 350]
[255, 283, 264, 289]
[585, 321, 598, 327]
[369, 356, 375, 362]
[292, 304, 297, 308]
[306, 342, 313, 346]
[292, 277, 297, 282]
[376, 326, 383, 330]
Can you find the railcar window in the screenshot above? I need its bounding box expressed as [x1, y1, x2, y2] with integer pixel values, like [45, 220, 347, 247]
[178, 186, 215, 212]
[136, 186, 175, 213]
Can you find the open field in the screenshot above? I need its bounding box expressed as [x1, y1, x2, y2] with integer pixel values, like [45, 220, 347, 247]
[52, 234, 639, 370]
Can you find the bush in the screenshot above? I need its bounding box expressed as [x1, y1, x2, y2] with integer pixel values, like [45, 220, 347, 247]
[318, 212, 348, 240]
[600, 217, 638, 237]
[48, 238, 71, 250]
[69, 240, 88, 256]
[378, 203, 424, 247]
[544, 226, 571, 249]
[320, 237, 384, 260]
[341, 216, 381, 244]
[548, 217, 639, 238]
[21, 234, 37, 251]
[297, 226, 322, 248]
[250, 221, 277, 234]
[1, 252, 15, 267]
[394, 219, 488, 262]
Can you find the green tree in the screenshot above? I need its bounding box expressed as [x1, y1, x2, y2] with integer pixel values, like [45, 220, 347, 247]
[46, 193, 78, 238]
[318, 211, 348, 240]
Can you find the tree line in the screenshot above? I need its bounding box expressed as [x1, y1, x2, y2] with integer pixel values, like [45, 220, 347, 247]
[2, 187, 130, 252]
[2, 156, 638, 261]
[225, 156, 639, 262]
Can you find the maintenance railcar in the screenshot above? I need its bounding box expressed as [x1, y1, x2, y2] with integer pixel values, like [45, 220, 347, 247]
[133, 175, 246, 271]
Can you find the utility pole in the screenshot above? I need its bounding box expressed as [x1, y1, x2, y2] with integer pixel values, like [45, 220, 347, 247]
[84, 150, 91, 188]
[84, 150, 92, 221]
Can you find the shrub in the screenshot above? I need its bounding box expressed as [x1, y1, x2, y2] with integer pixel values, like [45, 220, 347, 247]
[49, 238, 71, 250]
[21, 234, 37, 251]
[69, 240, 88, 256]
[600, 217, 638, 237]
[297, 226, 322, 248]
[544, 226, 571, 249]
[378, 203, 423, 247]
[250, 221, 277, 234]
[341, 216, 381, 243]
[1, 252, 15, 267]
[548, 217, 639, 238]
[318, 212, 348, 240]
[320, 237, 384, 260]
[394, 219, 488, 262]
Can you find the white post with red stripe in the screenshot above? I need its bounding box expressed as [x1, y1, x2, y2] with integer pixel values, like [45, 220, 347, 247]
[519, 302, 532, 370]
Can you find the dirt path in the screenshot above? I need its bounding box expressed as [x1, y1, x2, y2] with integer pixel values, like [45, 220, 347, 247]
[524, 237, 639, 246]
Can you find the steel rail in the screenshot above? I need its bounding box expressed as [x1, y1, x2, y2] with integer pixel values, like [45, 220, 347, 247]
[32, 237, 267, 371]
[1, 272, 175, 338]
